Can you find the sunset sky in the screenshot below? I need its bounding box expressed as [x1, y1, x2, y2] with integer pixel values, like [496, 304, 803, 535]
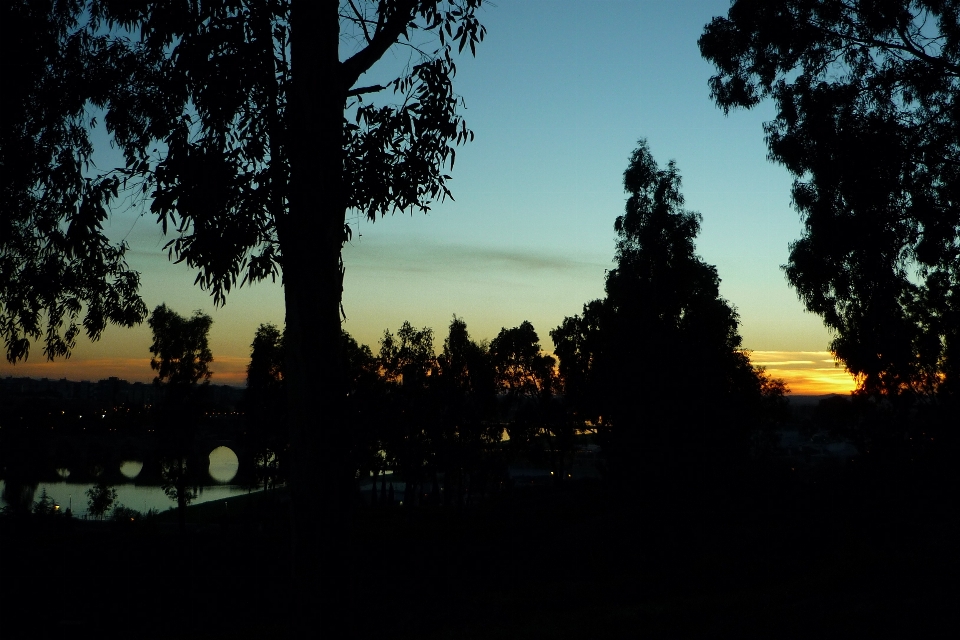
[0, 1, 857, 395]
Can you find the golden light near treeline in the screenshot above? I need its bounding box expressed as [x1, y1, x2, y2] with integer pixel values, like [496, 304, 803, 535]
[2, 350, 858, 398]
[749, 351, 857, 396]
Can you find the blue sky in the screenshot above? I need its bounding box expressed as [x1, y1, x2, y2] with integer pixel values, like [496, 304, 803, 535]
[1, 1, 855, 393]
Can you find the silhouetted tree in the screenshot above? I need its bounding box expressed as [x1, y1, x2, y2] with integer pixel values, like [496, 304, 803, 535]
[244, 323, 286, 488]
[32, 489, 60, 517]
[378, 321, 438, 506]
[552, 140, 769, 481]
[86, 483, 117, 520]
[1, 2, 487, 625]
[246, 324, 285, 405]
[0, 0, 147, 363]
[148, 304, 213, 531]
[149, 304, 214, 392]
[340, 330, 387, 501]
[700, 1, 960, 401]
[435, 315, 500, 504]
[490, 322, 556, 399]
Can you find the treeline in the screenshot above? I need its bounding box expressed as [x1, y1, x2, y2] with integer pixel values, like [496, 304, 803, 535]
[245, 317, 565, 506]
[244, 142, 791, 504]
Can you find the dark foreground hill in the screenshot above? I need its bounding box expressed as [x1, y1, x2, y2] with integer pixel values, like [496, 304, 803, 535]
[3, 463, 959, 639]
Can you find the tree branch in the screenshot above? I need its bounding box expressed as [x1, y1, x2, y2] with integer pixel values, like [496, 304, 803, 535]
[346, 0, 372, 44]
[807, 17, 960, 78]
[340, 0, 419, 91]
[346, 83, 387, 97]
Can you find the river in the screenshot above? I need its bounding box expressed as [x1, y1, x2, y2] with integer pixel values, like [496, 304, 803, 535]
[0, 446, 261, 517]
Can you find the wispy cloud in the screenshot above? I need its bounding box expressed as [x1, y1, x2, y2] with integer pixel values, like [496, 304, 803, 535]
[345, 237, 607, 276]
[748, 350, 855, 395]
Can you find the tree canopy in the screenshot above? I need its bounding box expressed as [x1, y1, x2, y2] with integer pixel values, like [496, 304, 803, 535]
[1, 0, 485, 394]
[1, 4, 488, 612]
[1, 0, 147, 363]
[148, 304, 214, 389]
[700, 0, 960, 397]
[552, 141, 766, 466]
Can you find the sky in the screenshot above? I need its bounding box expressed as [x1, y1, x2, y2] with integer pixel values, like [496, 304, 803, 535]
[0, 0, 858, 395]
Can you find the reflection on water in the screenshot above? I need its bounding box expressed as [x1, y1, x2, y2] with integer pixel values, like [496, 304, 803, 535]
[120, 460, 143, 479]
[1, 446, 252, 516]
[0, 479, 258, 517]
[208, 446, 239, 483]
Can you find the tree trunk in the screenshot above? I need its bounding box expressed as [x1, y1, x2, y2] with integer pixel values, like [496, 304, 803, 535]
[286, 1, 353, 634]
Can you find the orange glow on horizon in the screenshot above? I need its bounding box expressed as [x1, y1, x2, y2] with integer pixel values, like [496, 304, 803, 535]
[750, 350, 857, 396]
[1, 350, 857, 396]
[0, 356, 248, 386]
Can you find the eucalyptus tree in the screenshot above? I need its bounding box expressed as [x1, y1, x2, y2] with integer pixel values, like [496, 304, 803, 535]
[2, 0, 487, 626]
[552, 141, 764, 472]
[700, 0, 960, 397]
[148, 304, 213, 531]
[244, 323, 286, 482]
[436, 315, 499, 503]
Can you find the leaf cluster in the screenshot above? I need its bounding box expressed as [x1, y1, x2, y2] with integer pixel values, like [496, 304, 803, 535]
[86, 482, 117, 519]
[700, 0, 960, 396]
[1, 0, 486, 362]
[1, 0, 148, 363]
[148, 303, 214, 388]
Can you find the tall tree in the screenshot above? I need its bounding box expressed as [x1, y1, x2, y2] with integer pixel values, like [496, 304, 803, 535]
[378, 321, 437, 504]
[490, 321, 556, 399]
[699, 0, 960, 398]
[148, 303, 213, 531]
[436, 315, 499, 504]
[244, 323, 286, 490]
[552, 141, 766, 476]
[148, 304, 214, 391]
[1, 1, 486, 624]
[489, 321, 556, 447]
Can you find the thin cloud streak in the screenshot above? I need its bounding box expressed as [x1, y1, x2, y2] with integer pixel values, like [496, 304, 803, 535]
[749, 350, 855, 395]
[345, 237, 608, 276]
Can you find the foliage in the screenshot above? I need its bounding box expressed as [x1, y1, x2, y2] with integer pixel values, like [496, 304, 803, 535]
[86, 483, 117, 520]
[342, 330, 378, 392]
[435, 316, 502, 500]
[110, 503, 141, 522]
[32, 488, 60, 516]
[244, 323, 287, 472]
[379, 321, 437, 388]
[700, 0, 960, 397]
[0, 0, 148, 363]
[246, 323, 284, 395]
[0, 0, 486, 339]
[369, 316, 508, 505]
[148, 304, 214, 389]
[160, 457, 197, 507]
[438, 316, 494, 396]
[552, 140, 774, 467]
[3, 1, 488, 628]
[490, 321, 557, 398]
